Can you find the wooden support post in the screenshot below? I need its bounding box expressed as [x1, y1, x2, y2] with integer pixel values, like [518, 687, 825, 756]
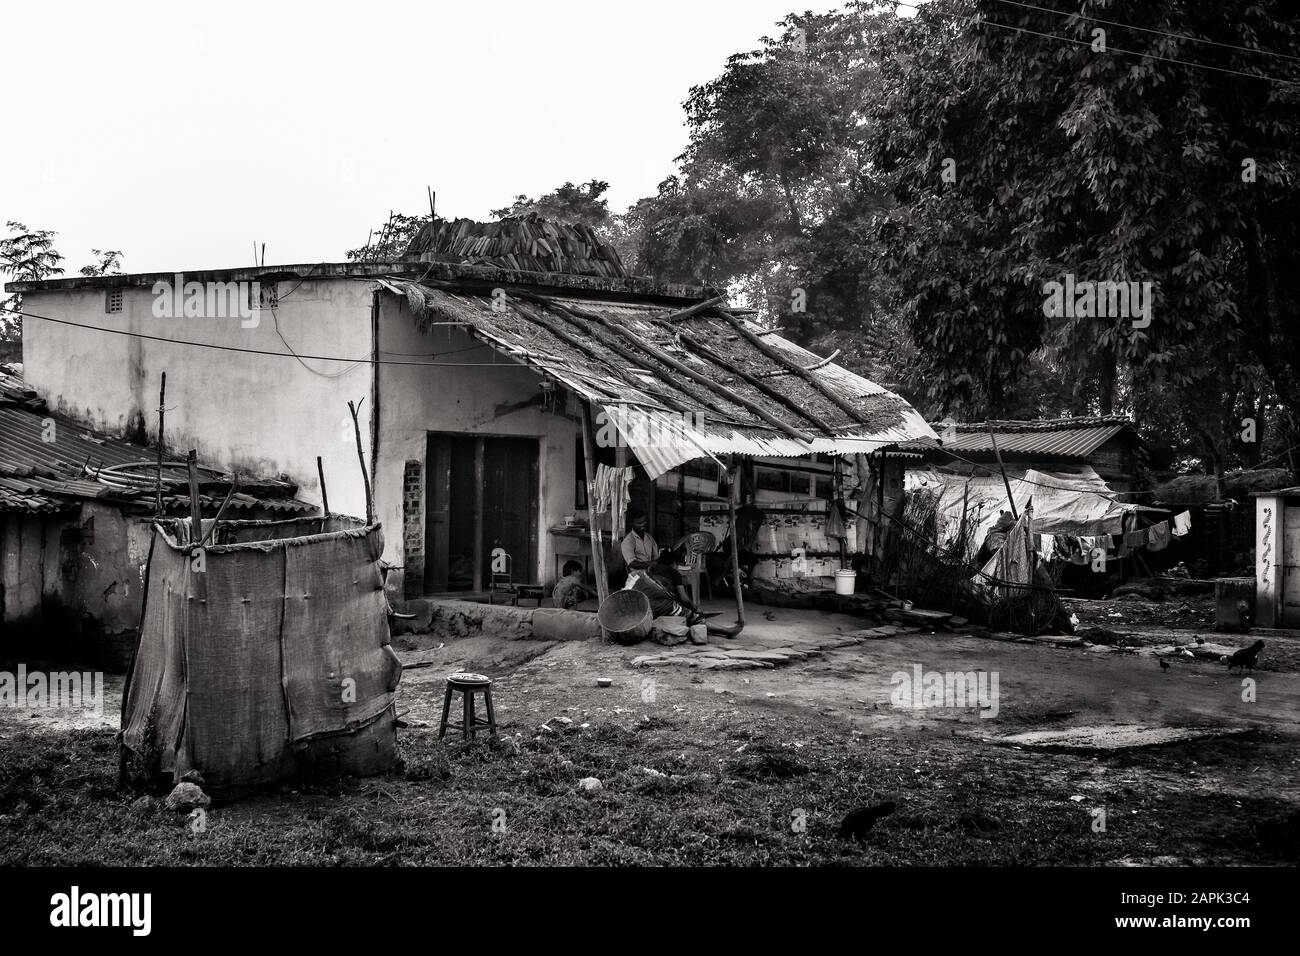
[185, 450, 203, 545]
[348, 399, 374, 524]
[580, 401, 610, 605]
[876, 450, 886, 559]
[186, 449, 206, 602]
[988, 426, 1018, 521]
[728, 455, 745, 630]
[473, 437, 485, 594]
[854, 453, 870, 558]
[154, 373, 166, 519]
[316, 455, 330, 519]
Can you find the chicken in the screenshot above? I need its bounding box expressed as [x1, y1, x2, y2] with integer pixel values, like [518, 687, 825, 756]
[1159, 659, 1169, 673]
[1226, 639, 1265, 674]
[838, 801, 896, 841]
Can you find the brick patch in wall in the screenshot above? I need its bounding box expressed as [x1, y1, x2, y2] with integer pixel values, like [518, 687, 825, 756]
[402, 459, 424, 598]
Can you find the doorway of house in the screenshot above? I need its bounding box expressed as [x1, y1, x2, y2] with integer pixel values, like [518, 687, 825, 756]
[423, 434, 539, 593]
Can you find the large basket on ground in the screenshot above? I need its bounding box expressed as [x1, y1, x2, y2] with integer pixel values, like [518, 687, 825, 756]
[121, 516, 403, 798]
[597, 589, 653, 645]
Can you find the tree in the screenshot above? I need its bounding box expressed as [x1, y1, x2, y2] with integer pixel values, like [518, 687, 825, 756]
[345, 212, 432, 261]
[0, 222, 65, 341]
[865, 0, 1300, 446]
[491, 179, 613, 228]
[79, 249, 124, 277]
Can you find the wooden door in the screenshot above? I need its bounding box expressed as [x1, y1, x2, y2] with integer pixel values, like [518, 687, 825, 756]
[481, 437, 539, 585]
[424, 434, 538, 592]
[1281, 505, 1300, 626]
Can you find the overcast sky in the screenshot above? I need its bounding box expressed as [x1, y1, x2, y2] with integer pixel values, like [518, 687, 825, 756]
[0, 0, 925, 274]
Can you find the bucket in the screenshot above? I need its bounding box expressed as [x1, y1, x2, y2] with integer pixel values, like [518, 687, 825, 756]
[834, 569, 857, 596]
[597, 589, 653, 645]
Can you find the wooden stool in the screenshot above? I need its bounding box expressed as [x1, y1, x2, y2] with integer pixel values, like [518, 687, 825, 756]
[439, 672, 497, 740]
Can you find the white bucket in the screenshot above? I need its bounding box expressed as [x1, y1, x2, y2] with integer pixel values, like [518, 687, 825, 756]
[834, 569, 857, 596]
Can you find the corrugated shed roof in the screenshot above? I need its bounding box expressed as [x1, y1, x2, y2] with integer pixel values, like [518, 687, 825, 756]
[900, 416, 1142, 463]
[0, 366, 315, 516]
[379, 279, 936, 477]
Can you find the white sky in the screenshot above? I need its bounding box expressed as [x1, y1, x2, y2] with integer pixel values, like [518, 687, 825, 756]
[1, 0, 900, 274]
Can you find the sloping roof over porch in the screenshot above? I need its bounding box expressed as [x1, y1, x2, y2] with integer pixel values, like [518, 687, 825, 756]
[376, 278, 937, 478]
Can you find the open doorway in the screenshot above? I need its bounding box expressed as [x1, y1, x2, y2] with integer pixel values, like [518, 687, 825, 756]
[423, 434, 539, 593]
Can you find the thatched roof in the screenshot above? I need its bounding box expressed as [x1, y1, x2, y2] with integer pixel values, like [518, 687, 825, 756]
[405, 213, 627, 279]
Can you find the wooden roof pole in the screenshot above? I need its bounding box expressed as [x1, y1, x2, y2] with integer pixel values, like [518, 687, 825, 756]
[653, 295, 728, 323]
[511, 300, 696, 415]
[713, 308, 871, 426]
[673, 330, 835, 436]
[988, 427, 1019, 522]
[509, 291, 731, 419]
[528, 294, 815, 444]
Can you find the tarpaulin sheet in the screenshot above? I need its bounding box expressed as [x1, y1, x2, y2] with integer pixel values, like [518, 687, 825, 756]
[905, 466, 1139, 562]
[122, 517, 402, 796]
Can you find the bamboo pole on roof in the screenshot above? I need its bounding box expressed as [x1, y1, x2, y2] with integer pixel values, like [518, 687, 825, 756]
[673, 329, 834, 436]
[714, 308, 871, 426]
[527, 294, 815, 443]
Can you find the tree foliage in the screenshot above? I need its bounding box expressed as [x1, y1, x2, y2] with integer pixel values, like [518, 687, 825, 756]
[0, 221, 66, 341]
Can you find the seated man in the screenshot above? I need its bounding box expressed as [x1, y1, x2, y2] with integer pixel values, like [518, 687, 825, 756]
[620, 507, 704, 620]
[552, 559, 596, 610]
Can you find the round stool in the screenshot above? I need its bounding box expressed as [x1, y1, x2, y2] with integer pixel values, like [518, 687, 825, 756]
[438, 672, 497, 740]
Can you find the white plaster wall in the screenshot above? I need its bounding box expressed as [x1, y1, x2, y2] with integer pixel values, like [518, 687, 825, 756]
[374, 296, 578, 586]
[21, 279, 375, 519]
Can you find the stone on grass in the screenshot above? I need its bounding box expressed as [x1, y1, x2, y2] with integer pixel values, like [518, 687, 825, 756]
[164, 781, 211, 814]
[578, 777, 602, 792]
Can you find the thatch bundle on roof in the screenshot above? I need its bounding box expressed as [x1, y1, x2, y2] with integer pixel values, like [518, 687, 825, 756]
[405, 213, 628, 279]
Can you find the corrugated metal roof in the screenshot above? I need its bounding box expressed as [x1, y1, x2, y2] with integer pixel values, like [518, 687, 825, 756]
[0, 367, 315, 515]
[379, 279, 937, 478]
[899, 417, 1141, 463]
[943, 422, 1131, 459]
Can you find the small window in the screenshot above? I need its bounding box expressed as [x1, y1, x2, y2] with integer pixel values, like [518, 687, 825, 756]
[105, 288, 123, 313]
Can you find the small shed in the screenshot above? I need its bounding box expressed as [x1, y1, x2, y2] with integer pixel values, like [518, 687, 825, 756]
[121, 515, 403, 797]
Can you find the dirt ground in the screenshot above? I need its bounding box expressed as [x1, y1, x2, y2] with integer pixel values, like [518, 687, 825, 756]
[2, 599, 1298, 866]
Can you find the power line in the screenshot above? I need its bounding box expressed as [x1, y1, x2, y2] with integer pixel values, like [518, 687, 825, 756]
[990, 0, 1300, 65]
[0, 304, 517, 369]
[924, 5, 1300, 87]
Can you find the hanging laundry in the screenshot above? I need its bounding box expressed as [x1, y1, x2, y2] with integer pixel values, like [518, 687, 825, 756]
[1038, 533, 1057, 562]
[1172, 511, 1192, 536]
[1058, 536, 1087, 565]
[1147, 521, 1171, 552]
[1124, 529, 1148, 548]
